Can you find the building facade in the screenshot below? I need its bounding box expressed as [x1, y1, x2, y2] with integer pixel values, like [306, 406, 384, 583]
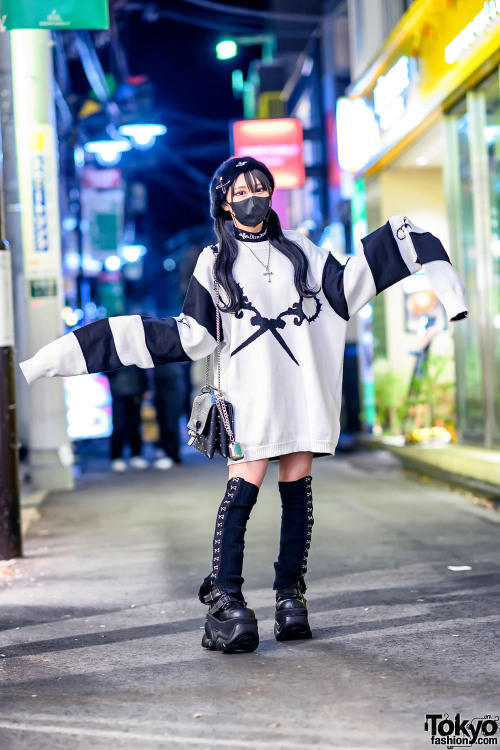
[340, 0, 500, 449]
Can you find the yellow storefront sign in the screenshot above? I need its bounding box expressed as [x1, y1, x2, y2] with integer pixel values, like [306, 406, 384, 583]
[347, 0, 500, 173]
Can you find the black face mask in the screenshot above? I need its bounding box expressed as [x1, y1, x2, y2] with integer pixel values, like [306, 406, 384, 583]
[229, 195, 270, 227]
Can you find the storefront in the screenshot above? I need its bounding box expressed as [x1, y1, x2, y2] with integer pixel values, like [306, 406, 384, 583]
[338, 0, 500, 449]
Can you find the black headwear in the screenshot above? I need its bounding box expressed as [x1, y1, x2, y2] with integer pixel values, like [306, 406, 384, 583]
[209, 156, 275, 220]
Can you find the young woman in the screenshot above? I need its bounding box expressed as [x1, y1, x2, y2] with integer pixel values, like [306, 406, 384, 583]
[20, 155, 468, 653]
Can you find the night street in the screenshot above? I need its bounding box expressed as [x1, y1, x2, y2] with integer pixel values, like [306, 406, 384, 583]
[1, 449, 499, 750]
[1, 1, 500, 749]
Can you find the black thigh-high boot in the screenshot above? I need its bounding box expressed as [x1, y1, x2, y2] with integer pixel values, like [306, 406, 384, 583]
[273, 475, 314, 641]
[198, 476, 260, 653]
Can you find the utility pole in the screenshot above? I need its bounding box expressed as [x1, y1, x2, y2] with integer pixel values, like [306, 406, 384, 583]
[0, 36, 22, 559]
[9, 30, 74, 492]
[0, 244, 21, 560]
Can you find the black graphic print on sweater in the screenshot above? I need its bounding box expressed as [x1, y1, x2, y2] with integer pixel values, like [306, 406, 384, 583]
[231, 283, 322, 365]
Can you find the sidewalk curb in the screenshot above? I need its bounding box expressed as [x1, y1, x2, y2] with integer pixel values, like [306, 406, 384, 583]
[20, 488, 48, 536]
[359, 434, 500, 506]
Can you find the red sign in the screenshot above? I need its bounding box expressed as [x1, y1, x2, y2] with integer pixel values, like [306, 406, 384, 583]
[232, 118, 305, 190]
[81, 168, 123, 189]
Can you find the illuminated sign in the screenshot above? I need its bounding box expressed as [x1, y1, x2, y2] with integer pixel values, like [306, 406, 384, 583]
[232, 118, 305, 189]
[336, 97, 380, 172]
[81, 168, 123, 189]
[373, 56, 410, 131]
[64, 373, 112, 440]
[31, 155, 49, 252]
[17, 125, 62, 278]
[3, 0, 109, 30]
[446, 1, 500, 64]
[337, 56, 415, 172]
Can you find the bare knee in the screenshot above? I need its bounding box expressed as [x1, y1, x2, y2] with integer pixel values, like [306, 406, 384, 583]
[229, 457, 269, 488]
[278, 452, 313, 482]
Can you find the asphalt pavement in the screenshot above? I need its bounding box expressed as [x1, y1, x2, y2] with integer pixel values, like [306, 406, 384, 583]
[1, 447, 499, 750]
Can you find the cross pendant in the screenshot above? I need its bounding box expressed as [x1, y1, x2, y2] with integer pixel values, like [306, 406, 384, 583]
[263, 269, 273, 282]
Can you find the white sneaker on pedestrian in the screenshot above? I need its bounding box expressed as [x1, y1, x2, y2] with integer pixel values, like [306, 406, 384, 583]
[129, 456, 149, 470]
[111, 458, 127, 473]
[153, 456, 174, 471]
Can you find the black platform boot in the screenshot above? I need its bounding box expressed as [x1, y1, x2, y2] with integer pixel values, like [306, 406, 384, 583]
[198, 476, 260, 653]
[275, 580, 312, 641]
[273, 475, 314, 641]
[199, 585, 259, 653]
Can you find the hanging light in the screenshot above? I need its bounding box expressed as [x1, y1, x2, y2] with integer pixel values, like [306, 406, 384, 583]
[120, 244, 147, 263]
[104, 255, 121, 272]
[84, 139, 132, 166]
[118, 123, 167, 150]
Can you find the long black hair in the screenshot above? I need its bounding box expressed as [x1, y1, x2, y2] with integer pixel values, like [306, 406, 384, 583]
[213, 168, 320, 314]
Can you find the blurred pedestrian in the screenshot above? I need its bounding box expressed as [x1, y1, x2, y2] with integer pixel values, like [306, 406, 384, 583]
[152, 362, 185, 470]
[20, 156, 468, 654]
[106, 365, 150, 472]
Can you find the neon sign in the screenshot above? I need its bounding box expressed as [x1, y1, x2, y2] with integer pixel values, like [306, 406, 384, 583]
[446, 1, 500, 65]
[373, 56, 410, 131]
[31, 155, 49, 253]
[232, 118, 305, 189]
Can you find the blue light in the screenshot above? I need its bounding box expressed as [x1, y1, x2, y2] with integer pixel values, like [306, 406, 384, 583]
[121, 244, 147, 263]
[118, 124, 167, 150]
[84, 139, 131, 166]
[74, 146, 85, 168]
[163, 258, 176, 271]
[105, 255, 121, 272]
[64, 252, 80, 270]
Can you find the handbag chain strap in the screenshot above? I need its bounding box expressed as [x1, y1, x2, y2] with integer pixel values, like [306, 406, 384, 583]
[208, 261, 235, 444]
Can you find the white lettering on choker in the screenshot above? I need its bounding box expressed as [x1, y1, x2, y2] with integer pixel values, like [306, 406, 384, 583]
[234, 228, 268, 242]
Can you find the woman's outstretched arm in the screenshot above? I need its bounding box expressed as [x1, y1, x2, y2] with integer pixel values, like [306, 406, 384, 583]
[320, 215, 468, 322]
[20, 246, 220, 385]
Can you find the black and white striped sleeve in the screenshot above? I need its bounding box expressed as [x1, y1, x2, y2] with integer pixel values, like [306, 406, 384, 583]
[19, 247, 220, 385]
[321, 215, 468, 322]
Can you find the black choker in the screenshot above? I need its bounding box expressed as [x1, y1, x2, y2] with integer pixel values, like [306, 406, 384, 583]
[233, 225, 268, 243]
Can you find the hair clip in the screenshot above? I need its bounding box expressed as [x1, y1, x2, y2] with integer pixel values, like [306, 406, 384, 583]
[215, 177, 231, 193]
[235, 161, 247, 167]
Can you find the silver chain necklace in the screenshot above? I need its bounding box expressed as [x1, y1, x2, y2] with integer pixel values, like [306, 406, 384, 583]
[239, 239, 273, 283]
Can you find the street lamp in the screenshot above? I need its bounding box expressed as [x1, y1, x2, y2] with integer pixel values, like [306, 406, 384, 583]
[120, 244, 147, 263]
[104, 255, 121, 271]
[83, 138, 131, 166]
[118, 123, 167, 150]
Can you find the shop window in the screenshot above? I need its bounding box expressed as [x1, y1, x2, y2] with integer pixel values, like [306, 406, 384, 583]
[445, 68, 500, 448]
[444, 99, 484, 443]
[476, 71, 500, 445]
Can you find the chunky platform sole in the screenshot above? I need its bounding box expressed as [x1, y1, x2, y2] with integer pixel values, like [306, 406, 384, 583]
[274, 608, 312, 641]
[201, 612, 259, 653]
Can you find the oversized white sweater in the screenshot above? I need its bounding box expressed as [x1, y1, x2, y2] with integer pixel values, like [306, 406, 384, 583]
[20, 216, 468, 465]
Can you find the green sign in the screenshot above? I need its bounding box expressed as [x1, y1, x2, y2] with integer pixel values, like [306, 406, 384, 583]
[30, 278, 58, 298]
[3, 0, 109, 30]
[351, 177, 367, 230]
[98, 280, 125, 317]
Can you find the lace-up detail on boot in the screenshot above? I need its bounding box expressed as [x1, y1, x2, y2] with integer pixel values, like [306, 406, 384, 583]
[273, 474, 314, 592]
[272, 475, 314, 641]
[301, 476, 314, 578]
[211, 476, 241, 582]
[198, 476, 260, 653]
